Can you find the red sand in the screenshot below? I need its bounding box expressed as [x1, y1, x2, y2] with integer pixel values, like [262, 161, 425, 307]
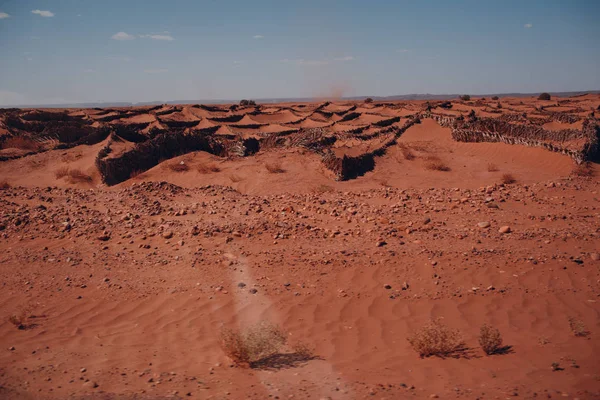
[0, 96, 599, 400]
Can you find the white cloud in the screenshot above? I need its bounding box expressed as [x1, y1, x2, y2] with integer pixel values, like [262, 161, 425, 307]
[0, 12, 10, 19]
[31, 10, 54, 17]
[111, 31, 135, 41]
[281, 58, 329, 66]
[524, 23, 533, 28]
[143, 68, 168, 74]
[140, 34, 174, 41]
[105, 55, 132, 62]
[253, 35, 264, 39]
[334, 56, 354, 62]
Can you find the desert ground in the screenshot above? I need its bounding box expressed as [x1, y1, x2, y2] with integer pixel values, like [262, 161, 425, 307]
[0, 94, 599, 399]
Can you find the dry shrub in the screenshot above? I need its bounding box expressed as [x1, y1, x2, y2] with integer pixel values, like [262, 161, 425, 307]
[568, 317, 589, 337]
[8, 305, 33, 330]
[221, 322, 287, 366]
[229, 174, 243, 183]
[572, 163, 593, 177]
[169, 162, 189, 172]
[408, 319, 466, 358]
[0, 180, 10, 189]
[291, 342, 315, 359]
[1, 136, 42, 152]
[501, 173, 516, 184]
[68, 169, 92, 183]
[55, 167, 92, 183]
[313, 184, 333, 194]
[424, 155, 450, 171]
[55, 166, 70, 179]
[377, 179, 390, 187]
[487, 163, 499, 172]
[265, 162, 285, 174]
[479, 324, 503, 355]
[197, 163, 221, 174]
[399, 144, 415, 160]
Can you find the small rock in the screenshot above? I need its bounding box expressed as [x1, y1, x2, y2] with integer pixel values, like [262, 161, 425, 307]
[498, 226, 511, 234]
[162, 231, 173, 239]
[376, 240, 387, 247]
[423, 217, 431, 225]
[237, 282, 246, 288]
[249, 288, 258, 294]
[590, 252, 600, 261]
[383, 284, 392, 290]
[401, 282, 409, 290]
[477, 221, 491, 229]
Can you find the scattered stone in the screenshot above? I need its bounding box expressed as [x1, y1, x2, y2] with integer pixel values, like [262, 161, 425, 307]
[477, 221, 491, 229]
[384, 284, 392, 290]
[83, 381, 99, 389]
[590, 252, 600, 261]
[499, 226, 511, 234]
[162, 231, 173, 239]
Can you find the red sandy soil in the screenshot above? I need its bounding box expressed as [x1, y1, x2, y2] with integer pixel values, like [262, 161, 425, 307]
[0, 96, 599, 399]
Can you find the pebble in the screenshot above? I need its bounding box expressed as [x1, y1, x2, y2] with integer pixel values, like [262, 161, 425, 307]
[499, 225, 511, 234]
[477, 221, 491, 228]
[162, 231, 173, 239]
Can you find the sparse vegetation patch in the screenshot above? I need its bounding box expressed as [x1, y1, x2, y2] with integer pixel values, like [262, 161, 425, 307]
[479, 324, 504, 355]
[408, 319, 466, 358]
[501, 173, 516, 184]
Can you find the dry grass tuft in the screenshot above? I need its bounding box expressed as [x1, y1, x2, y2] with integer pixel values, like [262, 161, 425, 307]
[313, 184, 334, 194]
[68, 169, 93, 183]
[568, 317, 589, 337]
[291, 342, 315, 360]
[221, 322, 287, 366]
[479, 324, 504, 355]
[55, 166, 70, 179]
[501, 173, 516, 184]
[8, 305, 33, 330]
[168, 162, 190, 172]
[487, 163, 499, 172]
[399, 144, 415, 160]
[197, 163, 221, 174]
[408, 319, 466, 358]
[572, 162, 594, 177]
[0, 180, 10, 189]
[55, 167, 92, 183]
[265, 162, 285, 174]
[1, 136, 42, 152]
[424, 155, 450, 171]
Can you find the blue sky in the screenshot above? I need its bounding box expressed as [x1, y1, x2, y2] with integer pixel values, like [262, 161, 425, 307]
[0, 0, 599, 105]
